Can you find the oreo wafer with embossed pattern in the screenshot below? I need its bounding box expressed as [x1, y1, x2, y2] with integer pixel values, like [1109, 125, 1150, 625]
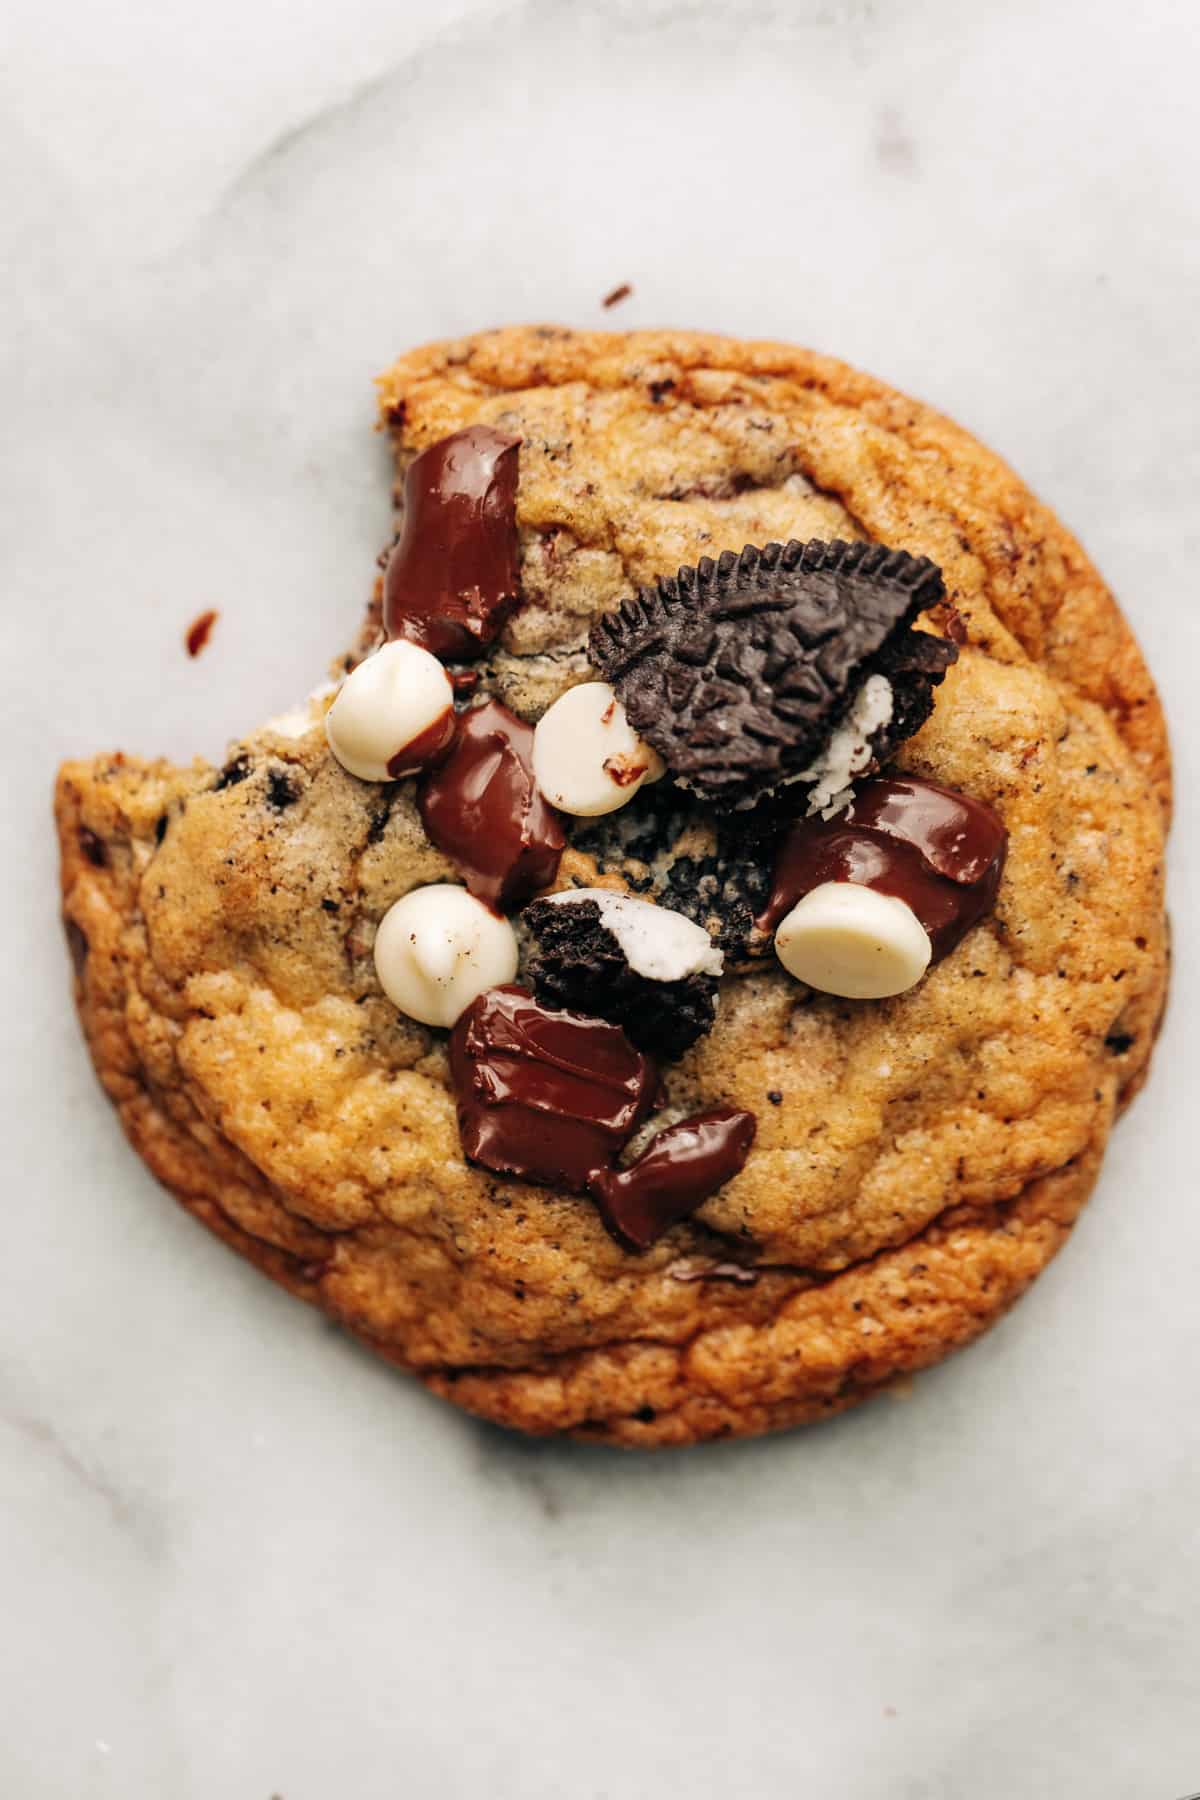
[588, 539, 956, 810]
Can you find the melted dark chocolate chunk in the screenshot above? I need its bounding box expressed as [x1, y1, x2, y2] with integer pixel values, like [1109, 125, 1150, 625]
[384, 425, 521, 661]
[384, 706, 456, 778]
[449, 986, 659, 1191]
[760, 775, 1007, 962]
[418, 699, 564, 911]
[588, 1107, 757, 1251]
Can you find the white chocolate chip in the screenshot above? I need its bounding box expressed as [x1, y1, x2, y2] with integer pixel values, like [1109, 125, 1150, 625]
[373, 885, 518, 1028]
[532, 681, 665, 817]
[542, 888, 723, 981]
[325, 640, 454, 781]
[773, 880, 931, 999]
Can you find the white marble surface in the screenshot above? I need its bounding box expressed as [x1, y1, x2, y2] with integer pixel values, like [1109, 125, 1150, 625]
[3, 1, 1198, 1793]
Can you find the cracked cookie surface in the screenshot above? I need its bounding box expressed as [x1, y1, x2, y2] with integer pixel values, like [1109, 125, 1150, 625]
[57, 327, 1169, 1446]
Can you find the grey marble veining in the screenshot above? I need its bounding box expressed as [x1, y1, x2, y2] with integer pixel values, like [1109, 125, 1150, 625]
[2, 1, 1197, 1794]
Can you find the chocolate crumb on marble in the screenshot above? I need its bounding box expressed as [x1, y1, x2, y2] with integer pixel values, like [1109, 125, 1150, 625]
[185, 609, 219, 658]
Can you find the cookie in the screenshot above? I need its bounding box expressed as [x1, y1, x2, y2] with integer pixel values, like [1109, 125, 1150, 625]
[57, 327, 1170, 1447]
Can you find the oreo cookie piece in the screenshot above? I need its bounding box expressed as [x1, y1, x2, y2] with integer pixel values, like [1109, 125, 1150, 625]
[588, 540, 956, 810]
[568, 778, 775, 960]
[525, 891, 723, 1060]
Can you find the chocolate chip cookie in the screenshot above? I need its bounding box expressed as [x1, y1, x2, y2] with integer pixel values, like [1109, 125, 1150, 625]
[55, 327, 1170, 1446]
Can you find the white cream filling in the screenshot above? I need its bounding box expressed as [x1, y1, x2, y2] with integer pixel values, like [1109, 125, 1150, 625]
[797, 674, 894, 818]
[672, 671, 895, 813]
[543, 888, 723, 983]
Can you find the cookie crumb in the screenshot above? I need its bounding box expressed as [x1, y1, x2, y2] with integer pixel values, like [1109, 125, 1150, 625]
[602, 282, 633, 309]
[185, 608, 219, 657]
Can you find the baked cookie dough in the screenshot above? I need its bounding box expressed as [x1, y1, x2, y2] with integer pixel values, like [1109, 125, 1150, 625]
[56, 327, 1170, 1446]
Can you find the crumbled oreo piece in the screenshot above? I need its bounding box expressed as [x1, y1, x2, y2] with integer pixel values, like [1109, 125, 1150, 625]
[661, 842, 773, 959]
[525, 894, 720, 1060]
[569, 777, 775, 960]
[588, 540, 956, 809]
[265, 767, 301, 811]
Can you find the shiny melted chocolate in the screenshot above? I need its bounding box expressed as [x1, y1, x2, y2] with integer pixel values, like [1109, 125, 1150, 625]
[418, 699, 565, 911]
[384, 425, 521, 661]
[385, 706, 456, 779]
[760, 775, 1007, 962]
[588, 1107, 757, 1251]
[449, 987, 660, 1191]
